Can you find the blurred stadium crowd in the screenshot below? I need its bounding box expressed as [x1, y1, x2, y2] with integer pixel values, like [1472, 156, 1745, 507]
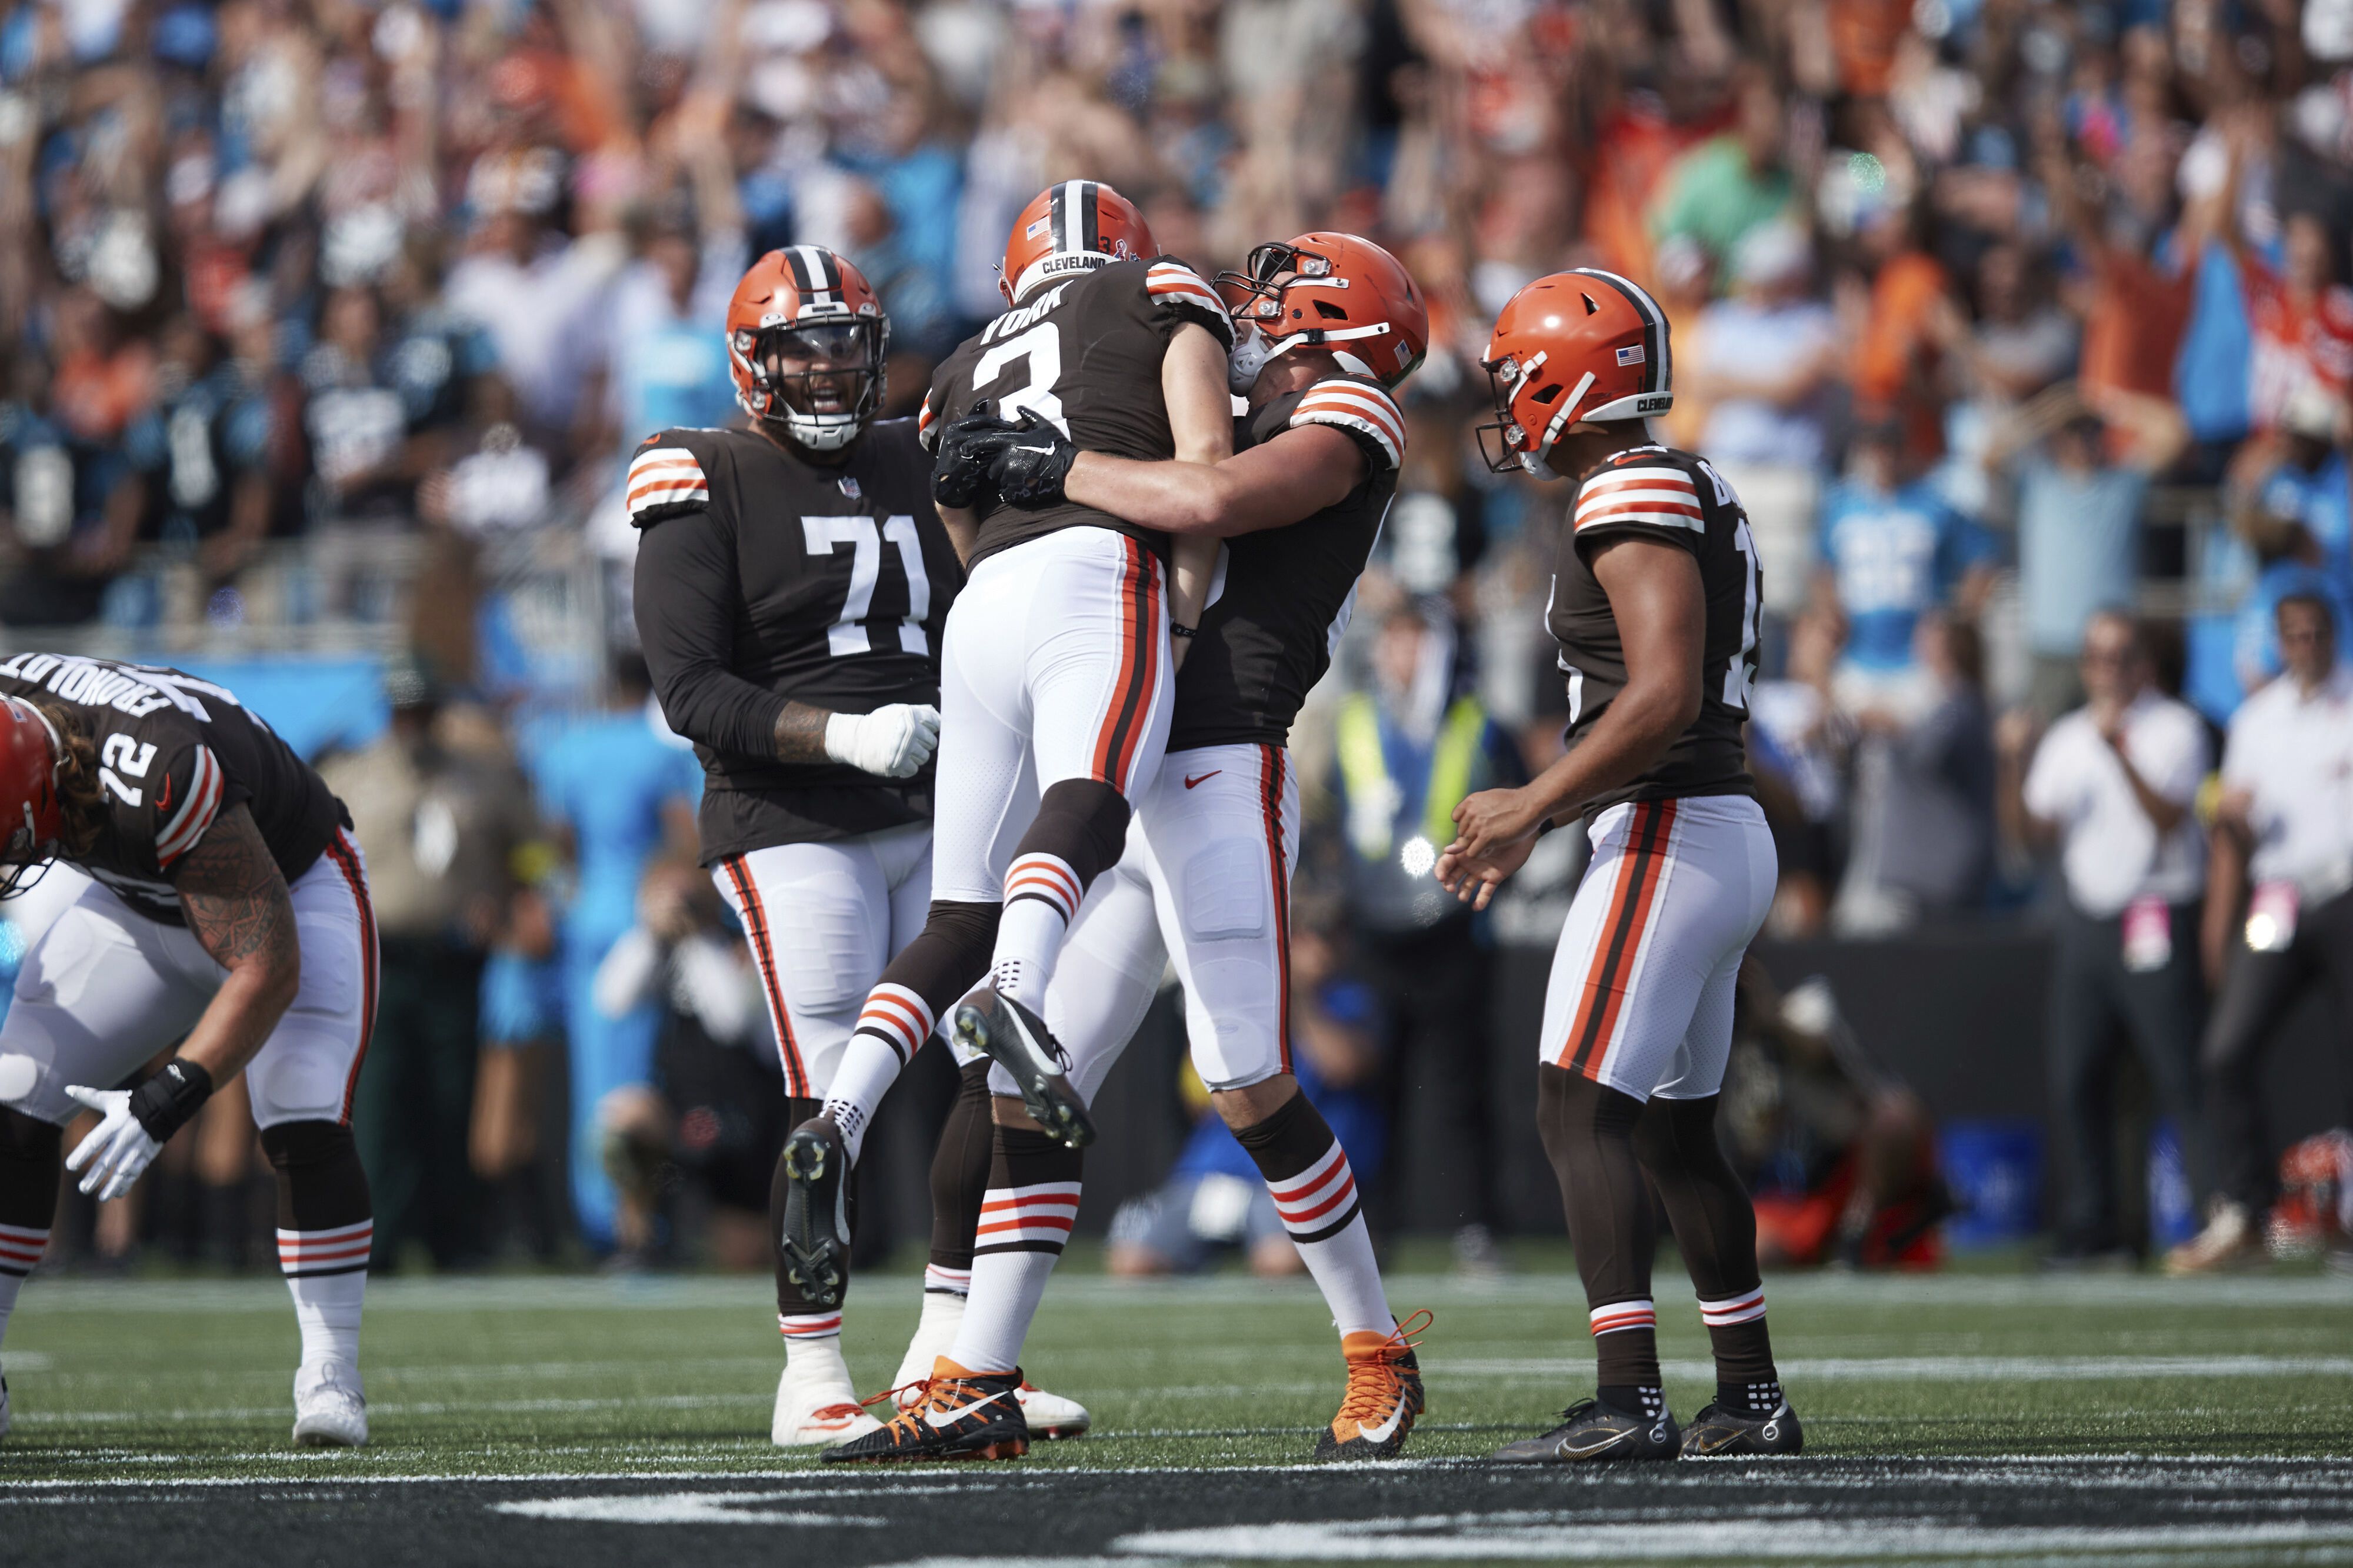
[2, 0, 2350, 1276]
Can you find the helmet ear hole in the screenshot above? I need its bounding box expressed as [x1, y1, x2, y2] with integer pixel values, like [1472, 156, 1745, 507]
[1531, 383, 1565, 404]
[1313, 299, 1349, 321]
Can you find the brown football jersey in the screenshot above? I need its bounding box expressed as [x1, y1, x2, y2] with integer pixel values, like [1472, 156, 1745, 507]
[1169, 373, 1405, 752]
[920, 257, 1232, 569]
[0, 655, 348, 923]
[1547, 444, 1762, 815]
[630, 419, 963, 859]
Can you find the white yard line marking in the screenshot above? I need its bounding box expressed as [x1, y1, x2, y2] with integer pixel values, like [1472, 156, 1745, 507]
[1109, 1516, 2353, 1562]
[489, 1492, 886, 1526]
[1436, 1355, 2353, 1382]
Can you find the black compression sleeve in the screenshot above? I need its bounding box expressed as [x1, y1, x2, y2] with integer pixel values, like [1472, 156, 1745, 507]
[633, 508, 790, 760]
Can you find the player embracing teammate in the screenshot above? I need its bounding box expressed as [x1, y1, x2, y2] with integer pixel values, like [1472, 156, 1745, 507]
[1439, 271, 1800, 1460]
[826, 231, 1434, 1463]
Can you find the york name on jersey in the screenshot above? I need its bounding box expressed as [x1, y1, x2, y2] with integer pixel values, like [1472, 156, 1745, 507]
[1170, 373, 1406, 752]
[0, 653, 349, 923]
[919, 257, 1232, 569]
[1547, 446, 1762, 815]
[629, 419, 964, 858]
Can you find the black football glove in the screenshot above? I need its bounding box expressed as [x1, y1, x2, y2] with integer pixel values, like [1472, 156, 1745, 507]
[931, 399, 1023, 511]
[989, 412, 1079, 511]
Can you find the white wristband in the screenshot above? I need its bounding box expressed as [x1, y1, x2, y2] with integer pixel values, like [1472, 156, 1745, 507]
[822, 711, 859, 769]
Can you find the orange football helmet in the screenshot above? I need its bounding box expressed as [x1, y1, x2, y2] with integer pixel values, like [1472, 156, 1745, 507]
[1001, 180, 1157, 306]
[1215, 232, 1429, 392]
[725, 245, 889, 452]
[0, 696, 62, 899]
[1477, 268, 1673, 476]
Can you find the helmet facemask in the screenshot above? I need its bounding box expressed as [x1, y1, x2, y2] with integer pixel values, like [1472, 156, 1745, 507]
[1216, 242, 1420, 391]
[1475, 351, 1588, 478]
[733, 316, 889, 452]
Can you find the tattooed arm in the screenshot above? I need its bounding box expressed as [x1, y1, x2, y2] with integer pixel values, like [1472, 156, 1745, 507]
[168, 803, 303, 1085]
[772, 701, 831, 763]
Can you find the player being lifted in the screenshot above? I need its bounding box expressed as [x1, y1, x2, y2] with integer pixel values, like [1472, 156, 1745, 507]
[769, 184, 1235, 1326]
[0, 658, 376, 1446]
[1438, 272, 1798, 1461]
[822, 233, 1435, 1463]
[629, 245, 1085, 1446]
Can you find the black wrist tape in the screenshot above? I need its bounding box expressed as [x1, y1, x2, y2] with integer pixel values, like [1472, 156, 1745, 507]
[1170, 623, 1198, 640]
[128, 1059, 215, 1143]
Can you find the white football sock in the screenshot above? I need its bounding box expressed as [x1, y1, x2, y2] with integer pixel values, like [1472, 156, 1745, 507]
[894, 1286, 967, 1391]
[283, 1269, 365, 1372]
[0, 1222, 47, 1353]
[1291, 1210, 1394, 1339]
[779, 1317, 852, 1390]
[951, 1247, 1063, 1375]
[819, 1035, 906, 1165]
[993, 872, 1076, 1013]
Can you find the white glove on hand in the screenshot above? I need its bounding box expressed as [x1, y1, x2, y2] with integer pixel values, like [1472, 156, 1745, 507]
[62, 1085, 162, 1202]
[825, 704, 942, 780]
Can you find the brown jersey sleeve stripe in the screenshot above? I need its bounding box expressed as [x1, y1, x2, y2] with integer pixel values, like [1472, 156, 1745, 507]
[722, 855, 809, 1097]
[1560, 800, 1678, 1077]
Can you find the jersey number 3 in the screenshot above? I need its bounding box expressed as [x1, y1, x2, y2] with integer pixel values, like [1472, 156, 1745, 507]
[972, 323, 1068, 435]
[802, 516, 931, 658]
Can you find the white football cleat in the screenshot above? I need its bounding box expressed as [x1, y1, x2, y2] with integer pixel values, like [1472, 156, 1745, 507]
[1015, 1380, 1090, 1439]
[772, 1366, 883, 1447]
[292, 1361, 368, 1447]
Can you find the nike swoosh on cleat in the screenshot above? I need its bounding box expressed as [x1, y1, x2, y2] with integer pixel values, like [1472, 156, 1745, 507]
[1183, 771, 1221, 789]
[1354, 1402, 1407, 1445]
[923, 1392, 1010, 1429]
[1557, 1428, 1637, 1459]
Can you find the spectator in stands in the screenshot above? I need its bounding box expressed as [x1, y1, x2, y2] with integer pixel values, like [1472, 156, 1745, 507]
[2000, 610, 2215, 1265]
[1649, 69, 1795, 286]
[1686, 220, 1839, 620]
[2177, 595, 2353, 1272]
[534, 653, 701, 1252]
[1835, 613, 1995, 932]
[119, 316, 276, 592]
[324, 658, 542, 1270]
[1110, 901, 1386, 1278]
[1329, 602, 1522, 1273]
[0, 349, 133, 626]
[1816, 418, 1996, 719]
[1988, 383, 2190, 719]
[1747, 605, 1854, 937]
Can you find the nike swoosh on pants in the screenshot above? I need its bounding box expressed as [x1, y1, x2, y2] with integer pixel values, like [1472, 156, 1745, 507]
[1184, 771, 1221, 789]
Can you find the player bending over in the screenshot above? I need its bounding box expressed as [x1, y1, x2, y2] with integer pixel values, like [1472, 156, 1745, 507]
[770, 183, 1235, 1319]
[0, 658, 376, 1446]
[1438, 272, 1801, 1462]
[631, 246, 1083, 1446]
[825, 233, 1433, 1463]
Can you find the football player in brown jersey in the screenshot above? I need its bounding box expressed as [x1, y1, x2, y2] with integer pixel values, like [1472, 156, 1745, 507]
[826, 233, 1438, 1463]
[1439, 271, 1801, 1462]
[0, 660, 375, 1446]
[631, 245, 1085, 1446]
[769, 187, 1238, 1438]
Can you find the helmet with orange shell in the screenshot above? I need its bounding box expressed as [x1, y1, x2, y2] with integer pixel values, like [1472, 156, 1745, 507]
[1477, 268, 1673, 477]
[0, 696, 64, 899]
[725, 245, 890, 452]
[1000, 180, 1158, 306]
[1215, 232, 1429, 393]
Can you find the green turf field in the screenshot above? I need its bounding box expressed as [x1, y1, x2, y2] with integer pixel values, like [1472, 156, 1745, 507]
[6, 1259, 2352, 1473]
[5, 1258, 2353, 1565]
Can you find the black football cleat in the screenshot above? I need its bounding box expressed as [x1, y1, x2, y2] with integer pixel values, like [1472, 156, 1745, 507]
[821, 1360, 1029, 1463]
[1680, 1399, 1804, 1457]
[778, 1117, 850, 1310]
[1491, 1396, 1680, 1464]
[954, 990, 1093, 1148]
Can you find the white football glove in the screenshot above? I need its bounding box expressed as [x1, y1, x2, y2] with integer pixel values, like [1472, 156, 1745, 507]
[825, 704, 942, 780]
[62, 1085, 161, 1202]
